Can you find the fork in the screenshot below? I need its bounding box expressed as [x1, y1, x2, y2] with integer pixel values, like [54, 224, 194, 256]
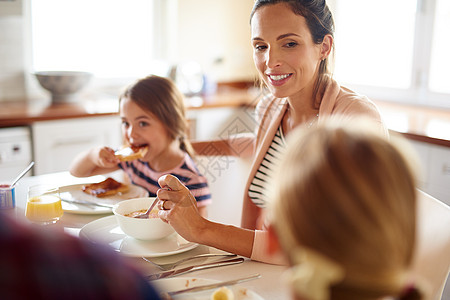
[142, 253, 237, 271]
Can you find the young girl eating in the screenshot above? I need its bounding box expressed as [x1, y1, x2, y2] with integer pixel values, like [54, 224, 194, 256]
[70, 75, 211, 216]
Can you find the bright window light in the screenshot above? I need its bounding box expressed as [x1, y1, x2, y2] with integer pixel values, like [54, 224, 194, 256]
[429, 0, 450, 94]
[333, 0, 417, 89]
[31, 0, 155, 78]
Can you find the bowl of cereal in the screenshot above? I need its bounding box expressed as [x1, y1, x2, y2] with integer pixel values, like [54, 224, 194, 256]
[113, 197, 174, 240]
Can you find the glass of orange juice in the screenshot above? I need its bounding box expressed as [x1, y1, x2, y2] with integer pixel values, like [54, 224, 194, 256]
[25, 185, 63, 225]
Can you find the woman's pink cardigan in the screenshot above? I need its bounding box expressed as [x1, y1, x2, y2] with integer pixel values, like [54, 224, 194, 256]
[246, 79, 387, 264]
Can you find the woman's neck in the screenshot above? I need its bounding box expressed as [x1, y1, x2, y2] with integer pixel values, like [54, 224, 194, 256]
[283, 95, 319, 135]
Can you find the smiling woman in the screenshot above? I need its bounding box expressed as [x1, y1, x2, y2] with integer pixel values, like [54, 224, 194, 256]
[152, 0, 388, 268]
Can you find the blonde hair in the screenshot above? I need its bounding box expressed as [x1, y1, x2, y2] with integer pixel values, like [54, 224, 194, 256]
[119, 75, 194, 157]
[271, 118, 420, 300]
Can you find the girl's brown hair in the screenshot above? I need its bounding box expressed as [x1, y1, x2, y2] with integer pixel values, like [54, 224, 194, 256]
[119, 75, 194, 157]
[271, 118, 420, 300]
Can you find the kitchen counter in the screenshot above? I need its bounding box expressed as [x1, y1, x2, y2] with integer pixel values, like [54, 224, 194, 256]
[0, 97, 119, 127]
[1, 89, 449, 147]
[375, 100, 450, 148]
[0, 89, 259, 128]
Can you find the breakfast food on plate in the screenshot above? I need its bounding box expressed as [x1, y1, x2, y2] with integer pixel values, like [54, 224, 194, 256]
[210, 286, 234, 300]
[124, 207, 159, 218]
[82, 177, 129, 197]
[115, 145, 148, 162]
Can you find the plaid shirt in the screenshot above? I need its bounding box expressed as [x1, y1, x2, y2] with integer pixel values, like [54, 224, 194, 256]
[0, 214, 160, 300]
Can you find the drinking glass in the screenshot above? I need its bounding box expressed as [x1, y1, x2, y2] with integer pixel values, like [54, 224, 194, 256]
[25, 185, 63, 225]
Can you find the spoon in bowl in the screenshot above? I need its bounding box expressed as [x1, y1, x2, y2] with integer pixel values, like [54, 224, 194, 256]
[11, 161, 35, 187]
[133, 197, 160, 219]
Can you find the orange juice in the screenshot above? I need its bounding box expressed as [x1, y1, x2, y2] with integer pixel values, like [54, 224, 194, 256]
[25, 194, 63, 224]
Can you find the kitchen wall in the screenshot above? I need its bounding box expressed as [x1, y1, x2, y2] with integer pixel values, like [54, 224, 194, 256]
[175, 0, 257, 83]
[0, 0, 27, 101]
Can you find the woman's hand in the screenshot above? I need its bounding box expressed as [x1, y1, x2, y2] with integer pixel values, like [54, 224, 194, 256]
[157, 174, 207, 244]
[158, 174, 256, 257]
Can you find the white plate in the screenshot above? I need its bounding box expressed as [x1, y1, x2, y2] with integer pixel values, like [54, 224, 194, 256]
[60, 183, 148, 214]
[79, 215, 198, 257]
[154, 277, 264, 300]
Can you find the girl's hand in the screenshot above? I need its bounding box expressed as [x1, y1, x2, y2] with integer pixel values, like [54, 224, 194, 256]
[92, 146, 120, 168]
[157, 174, 207, 243]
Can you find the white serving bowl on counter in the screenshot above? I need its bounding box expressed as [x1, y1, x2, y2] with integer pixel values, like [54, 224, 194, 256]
[113, 197, 174, 240]
[33, 71, 92, 103]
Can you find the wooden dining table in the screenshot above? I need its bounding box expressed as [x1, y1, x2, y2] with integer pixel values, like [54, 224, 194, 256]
[6, 171, 290, 300]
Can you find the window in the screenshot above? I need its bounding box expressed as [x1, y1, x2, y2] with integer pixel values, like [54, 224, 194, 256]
[429, 0, 450, 94]
[30, 0, 174, 83]
[332, 0, 450, 108]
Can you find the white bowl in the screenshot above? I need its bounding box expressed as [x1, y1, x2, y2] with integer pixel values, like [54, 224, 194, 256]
[34, 71, 92, 103]
[113, 197, 174, 240]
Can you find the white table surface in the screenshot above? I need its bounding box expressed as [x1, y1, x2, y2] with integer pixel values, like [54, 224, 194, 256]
[6, 171, 290, 300]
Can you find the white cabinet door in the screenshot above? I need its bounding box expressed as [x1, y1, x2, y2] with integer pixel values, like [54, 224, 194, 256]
[409, 140, 431, 190]
[427, 144, 450, 205]
[0, 127, 33, 181]
[32, 116, 122, 175]
[410, 140, 450, 206]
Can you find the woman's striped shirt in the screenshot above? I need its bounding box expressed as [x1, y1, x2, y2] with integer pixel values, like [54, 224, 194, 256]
[248, 125, 286, 208]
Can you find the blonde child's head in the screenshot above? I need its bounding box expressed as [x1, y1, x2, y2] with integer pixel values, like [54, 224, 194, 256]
[119, 75, 194, 156]
[270, 118, 420, 300]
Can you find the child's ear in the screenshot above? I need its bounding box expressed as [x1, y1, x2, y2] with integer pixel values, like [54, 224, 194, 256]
[267, 224, 283, 255]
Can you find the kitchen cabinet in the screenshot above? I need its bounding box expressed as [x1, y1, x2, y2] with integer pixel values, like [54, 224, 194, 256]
[410, 140, 450, 206]
[188, 106, 256, 141]
[32, 116, 122, 175]
[0, 126, 32, 182]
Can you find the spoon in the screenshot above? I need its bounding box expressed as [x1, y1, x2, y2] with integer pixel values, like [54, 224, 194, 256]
[11, 161, 35, 187]
[133, 197, 160, 219]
